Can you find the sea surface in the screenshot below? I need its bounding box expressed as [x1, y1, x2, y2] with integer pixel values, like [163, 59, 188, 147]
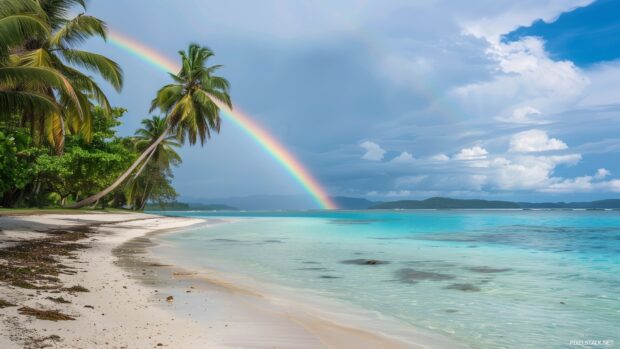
[148, 210, 620, 349]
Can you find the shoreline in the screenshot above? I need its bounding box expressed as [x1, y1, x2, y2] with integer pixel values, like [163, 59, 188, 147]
[0, 212, 460, 348]
[124, 218, 466, 349]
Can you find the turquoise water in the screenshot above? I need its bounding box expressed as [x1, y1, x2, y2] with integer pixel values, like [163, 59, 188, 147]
[150, 210, 620, 349]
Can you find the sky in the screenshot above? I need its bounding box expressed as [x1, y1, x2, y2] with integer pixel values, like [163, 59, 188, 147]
[82, 0, 620, 204]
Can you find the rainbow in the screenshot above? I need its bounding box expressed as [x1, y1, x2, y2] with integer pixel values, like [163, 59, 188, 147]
[108, 31, 337, 209]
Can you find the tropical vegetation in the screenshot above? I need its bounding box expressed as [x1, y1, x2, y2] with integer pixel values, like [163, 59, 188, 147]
[0, 0, 230, 210]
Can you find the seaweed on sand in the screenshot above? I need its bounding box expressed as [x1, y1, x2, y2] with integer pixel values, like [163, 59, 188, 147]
[18, 307, 75, 321]
[0, 229, 90, 290]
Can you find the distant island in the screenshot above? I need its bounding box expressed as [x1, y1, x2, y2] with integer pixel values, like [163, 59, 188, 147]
[147, 197, 620, 210]
[367, 197, 620, 210]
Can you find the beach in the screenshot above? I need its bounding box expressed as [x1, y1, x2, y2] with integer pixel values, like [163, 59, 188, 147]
[0, 212, 439, 349]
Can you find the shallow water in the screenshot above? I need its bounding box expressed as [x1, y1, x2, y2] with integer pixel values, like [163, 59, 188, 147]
[149, 210, 620, 349]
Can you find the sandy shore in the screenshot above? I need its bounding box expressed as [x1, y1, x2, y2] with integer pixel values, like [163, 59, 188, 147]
[0, 212, 457, 349]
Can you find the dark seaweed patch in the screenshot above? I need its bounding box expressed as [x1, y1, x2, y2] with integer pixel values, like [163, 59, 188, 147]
[395, 268, 455, 284]
[209, 238, 240, 243]
[0, 298, 16, 308]
[341, 259, 390, 266]
[18, 306, 75, 321]
[467, 266, 512, 273]
[444, 283, 481, 292]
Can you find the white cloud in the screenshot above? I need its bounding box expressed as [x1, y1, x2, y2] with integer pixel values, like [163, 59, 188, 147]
[454, 146, 488, 160]
[498, 106, 549, 124]
[489, 154, 581, 190]
[541, 168, 620, 193]
[430, 154, 450, 162]
[595, 168, 611, 179]
[509, 129, 568, 153]
[360, 141, 386, 161]
[391, 152, 415, 163]
[461, 0, 593, 43]
[453, 36, 589, 122]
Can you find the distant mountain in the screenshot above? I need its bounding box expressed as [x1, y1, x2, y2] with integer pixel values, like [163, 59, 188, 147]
[175, 194, 620, 210]
[331, 196, 379, 209]
[518, 199, 620, 209]
[146, 201, 238, 211]
[370, 197, 620, 209]
[370, 197, 520, 209]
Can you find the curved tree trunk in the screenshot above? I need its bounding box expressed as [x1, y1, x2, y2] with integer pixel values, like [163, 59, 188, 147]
[70, 128, 169, 209]
[132, 145, 157, 180]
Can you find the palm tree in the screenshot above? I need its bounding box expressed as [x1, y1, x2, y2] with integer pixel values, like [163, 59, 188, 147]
[131, 115, 182, 179]
[0, 0, 82, 120]
[71, 44, 231, 208]
[6, 0, 122, 153]
[126, 116, 182, 210]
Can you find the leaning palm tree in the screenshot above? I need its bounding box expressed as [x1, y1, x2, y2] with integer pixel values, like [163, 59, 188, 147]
[126, 116, 182, 210]
[131, 115, 182, 179]
[14, 0, 122, 153]
[71, 44, 231, 208]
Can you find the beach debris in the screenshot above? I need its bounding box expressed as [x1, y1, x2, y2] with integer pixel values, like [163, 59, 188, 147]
[46, 296, 71, 304]
[84, 305, 94, 309]
[341, 259, 390, 266]
[0, 228, 90, 290]
[0, 298, 16, 308]
[18, 306, 75, 321]
[26, 334, 62, 348]
[157, 343, 163, 347]
[444, 283, 481, 292]
[63, 285, 89, 293]
[172, 271, 195, 276]
[394, 268, 455, 284]
[147, 263, 170, 267]
[166, 296, 174, 303]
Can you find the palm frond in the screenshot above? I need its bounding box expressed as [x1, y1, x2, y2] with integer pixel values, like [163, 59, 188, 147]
[18, 48, 55, 67]
[0, 90, 58, 117]
[61, 48, 122, 90]
[44, 111, 65, 154]
[0, 14, 49, 58]
[50, 14, 107, 47]
[38, 0, 87, 29]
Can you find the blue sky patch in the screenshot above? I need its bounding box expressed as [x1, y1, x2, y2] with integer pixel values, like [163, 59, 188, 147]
[504, 0, 620, 66]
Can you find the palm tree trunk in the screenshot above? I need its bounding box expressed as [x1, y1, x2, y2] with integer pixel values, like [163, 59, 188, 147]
[70, 128, 169, 209]
[132, 146, 157, 180]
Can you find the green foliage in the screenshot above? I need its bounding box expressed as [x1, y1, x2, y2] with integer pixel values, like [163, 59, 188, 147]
[0, 106, 138, 208]
[0, 129, 36, 195]
[0, 0, 123, 153]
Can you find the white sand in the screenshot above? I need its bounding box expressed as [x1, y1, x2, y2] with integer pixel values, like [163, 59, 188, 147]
[0, 212, 457, 349]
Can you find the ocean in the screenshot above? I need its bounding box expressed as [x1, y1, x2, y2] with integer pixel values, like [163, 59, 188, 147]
[148, 210, 620, 349]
